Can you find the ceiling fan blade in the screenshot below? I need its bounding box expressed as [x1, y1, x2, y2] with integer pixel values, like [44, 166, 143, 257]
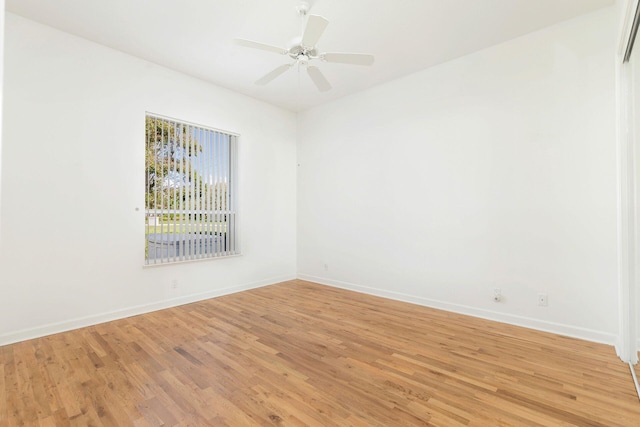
[301, 15, 329, 48]
[322, 52, 375, 66]
[234, 38, 288, 55]
[255, 64, 292, 85]
[307, 66, 331, 92]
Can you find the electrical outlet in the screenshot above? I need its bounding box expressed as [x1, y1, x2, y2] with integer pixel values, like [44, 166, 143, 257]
[538, 293, 548, 306]
[165, 279, 181, 298]
[324, 263, 329, 271]
[493, 288, 502, 302]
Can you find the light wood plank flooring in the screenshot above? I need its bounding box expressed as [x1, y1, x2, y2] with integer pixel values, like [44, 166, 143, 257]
[1, 280, 639, 426]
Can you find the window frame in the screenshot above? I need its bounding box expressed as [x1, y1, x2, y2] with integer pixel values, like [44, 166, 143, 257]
[144, 112, 240, 266]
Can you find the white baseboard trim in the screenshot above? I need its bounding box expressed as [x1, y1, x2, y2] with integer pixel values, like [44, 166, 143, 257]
[297, 274, 617, 346]
[615, 337, 624, 360]
[0, 274, 296, 347]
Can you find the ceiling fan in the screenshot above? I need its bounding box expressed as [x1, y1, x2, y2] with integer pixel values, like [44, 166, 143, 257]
[234, 2, 374, 92]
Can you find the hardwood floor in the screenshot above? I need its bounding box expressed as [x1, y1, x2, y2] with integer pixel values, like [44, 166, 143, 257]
[1, 280, 639, 426]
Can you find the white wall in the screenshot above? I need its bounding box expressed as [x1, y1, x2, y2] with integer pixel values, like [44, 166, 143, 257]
[298, 8, 619, 344]
[633, 21, 640, 354]
[0, 13, 297, 345]
[614, 0, 639, 363]
[0, 0, 4, 257]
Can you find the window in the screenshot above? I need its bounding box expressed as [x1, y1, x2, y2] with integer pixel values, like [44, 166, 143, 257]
[145, 113, 239, 265]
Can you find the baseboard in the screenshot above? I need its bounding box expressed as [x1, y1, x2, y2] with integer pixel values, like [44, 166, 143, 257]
[0, 274, 296, 346]
[297, 274, 617, 346]
[614, 334, 640, 363]
[615, 337, 624, 360]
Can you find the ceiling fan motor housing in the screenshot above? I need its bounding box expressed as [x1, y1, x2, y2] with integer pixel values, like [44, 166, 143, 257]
[288, 43, 317, 61]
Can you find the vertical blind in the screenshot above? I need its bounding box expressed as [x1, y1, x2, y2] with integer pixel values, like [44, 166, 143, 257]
[145, 113, 239, 265]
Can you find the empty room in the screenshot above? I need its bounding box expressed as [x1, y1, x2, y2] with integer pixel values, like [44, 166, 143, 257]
[2, 0, 640, 425]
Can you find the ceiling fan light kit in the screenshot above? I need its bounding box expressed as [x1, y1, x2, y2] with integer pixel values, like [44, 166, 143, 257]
[234, 2, 375, 92]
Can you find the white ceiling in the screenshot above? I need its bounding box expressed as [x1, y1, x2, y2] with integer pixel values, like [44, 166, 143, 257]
[6, 0, 614, 112]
